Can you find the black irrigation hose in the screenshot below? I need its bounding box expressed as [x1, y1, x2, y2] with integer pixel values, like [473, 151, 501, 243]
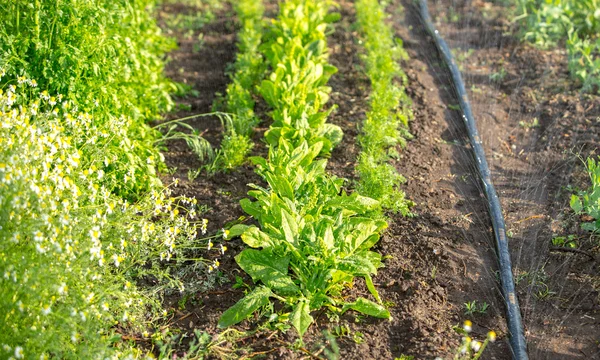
[416, 1, 528, 359]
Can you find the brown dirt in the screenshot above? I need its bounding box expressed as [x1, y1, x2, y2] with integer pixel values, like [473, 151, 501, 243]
[147, 0, 600, 359]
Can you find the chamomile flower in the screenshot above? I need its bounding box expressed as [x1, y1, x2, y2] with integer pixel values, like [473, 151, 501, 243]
[201, 218, 208, 235]
[463, 320, 472, 333]
[57, 283, 67, 295]
[14, 346, 24, 359]
[41, 304, 51, 315]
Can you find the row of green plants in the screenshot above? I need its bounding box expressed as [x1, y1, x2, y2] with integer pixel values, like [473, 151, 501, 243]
[211, 0, 266, 170]
[354, 0, 413, 215]
[514, 0, 600, 93]
[0, 1, 220, 358]
[218, 0, 392, 338]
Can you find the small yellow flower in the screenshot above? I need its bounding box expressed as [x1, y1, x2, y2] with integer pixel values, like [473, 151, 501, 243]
[488, 330, 497, 342]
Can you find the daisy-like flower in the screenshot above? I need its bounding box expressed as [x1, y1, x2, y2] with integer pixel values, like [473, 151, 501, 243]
[220, 244, 227, 255]
[471, 340, 481, 352]
[207, 240, 213, 250]
[463, 320, 472, 333]
[58, 283, 67, 295]
[201, 218, 208, 235]
[89, 226, 101, 241]
[488, 330, 497, 342]
[222, 228, 229, 239]
[41, 304, 51, 315]
[14, 346, 24, 359]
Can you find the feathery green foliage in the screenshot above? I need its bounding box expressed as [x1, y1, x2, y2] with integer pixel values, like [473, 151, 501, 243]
[355, 0, 413, 215]
[213, 0, 267, 170]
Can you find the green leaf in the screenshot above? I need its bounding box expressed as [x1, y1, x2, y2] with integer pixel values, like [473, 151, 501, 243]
[291, 300, 313, 337]
[265, 172, 294, 199]
[227, 224, 249, 239]
[324, 12, 342, 24]
[259, 80, 278, 107]
[241, 226, 275, 248]
[570, 194, 583, 213]
[240, 198, 262, 218]
[236, 249, 299, 295]
[364, 274, 382, 304]
[339, 252, 378, 276]
[281, 209, 299, 248]
[323, 224, 334, 250]
[343, 298, 390, 319]
[320, 123, 343, 148]
[218, 286, 272, 328]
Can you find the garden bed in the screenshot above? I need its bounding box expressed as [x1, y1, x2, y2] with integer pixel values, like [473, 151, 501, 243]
[154, 0, 599, 358]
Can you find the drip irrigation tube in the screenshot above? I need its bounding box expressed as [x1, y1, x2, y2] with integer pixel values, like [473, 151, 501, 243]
[416, 1, 528, 359]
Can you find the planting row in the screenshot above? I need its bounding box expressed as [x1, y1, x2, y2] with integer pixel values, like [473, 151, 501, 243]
[355, 0, 413, 215]
[216, 0, 417, 338]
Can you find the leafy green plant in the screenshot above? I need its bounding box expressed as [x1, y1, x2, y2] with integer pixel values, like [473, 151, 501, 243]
[219, 141, 390, 337]
[489, 67, 507, 83]
[257, 0, 343, 156]
[567, 33, 600, 93]
[464, 301, 489, 315]
[514, 0, 600, 93]
[551, 234, 578, 248]
[354, 0, 413, 215]
[570, 156, 600, 233]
